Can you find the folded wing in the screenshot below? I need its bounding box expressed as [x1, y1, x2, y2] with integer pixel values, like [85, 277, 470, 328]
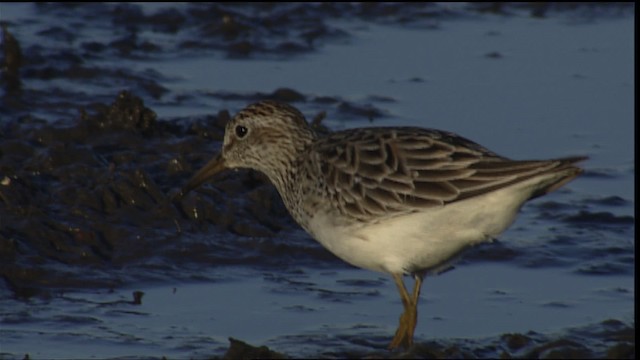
[309, 127, 584, 222]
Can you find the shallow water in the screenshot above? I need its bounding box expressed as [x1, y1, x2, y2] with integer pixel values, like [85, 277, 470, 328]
[0, 3, 634, 359]
[1, 263, 633, 358]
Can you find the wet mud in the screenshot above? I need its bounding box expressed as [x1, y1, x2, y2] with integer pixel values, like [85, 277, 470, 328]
[0, 2, 634, 359]
[236, 319, 634, 359]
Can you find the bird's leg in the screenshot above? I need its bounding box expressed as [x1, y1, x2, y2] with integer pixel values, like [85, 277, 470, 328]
[388, 272, 425, 350]
[411, 272, 424, 306]
[392, 273, 412, 308]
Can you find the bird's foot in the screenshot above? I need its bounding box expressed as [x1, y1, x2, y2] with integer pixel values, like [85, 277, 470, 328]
[388, 303, 417, 350]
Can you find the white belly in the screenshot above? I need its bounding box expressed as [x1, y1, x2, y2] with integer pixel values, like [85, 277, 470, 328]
[306, 176, 545, 275]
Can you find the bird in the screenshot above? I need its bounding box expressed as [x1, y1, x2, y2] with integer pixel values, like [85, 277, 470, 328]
[174, 100, 586, 350]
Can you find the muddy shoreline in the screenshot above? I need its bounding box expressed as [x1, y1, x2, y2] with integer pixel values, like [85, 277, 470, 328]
[1, 3, 634, 359]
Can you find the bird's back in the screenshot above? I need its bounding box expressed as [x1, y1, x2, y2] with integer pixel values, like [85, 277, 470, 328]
[299, 126, 585, 224]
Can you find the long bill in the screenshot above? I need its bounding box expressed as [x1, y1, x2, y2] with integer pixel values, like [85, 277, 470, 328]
[172, 153, 226, 202]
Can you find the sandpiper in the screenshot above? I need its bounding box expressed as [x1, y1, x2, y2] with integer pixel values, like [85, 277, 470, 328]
[175, 100, 586, 350]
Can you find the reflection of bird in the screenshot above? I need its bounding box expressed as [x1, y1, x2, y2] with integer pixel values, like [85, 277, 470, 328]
[176, 100, 586, 350]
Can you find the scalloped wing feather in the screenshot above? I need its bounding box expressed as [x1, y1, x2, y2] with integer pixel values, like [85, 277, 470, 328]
[308, 127, 584, 222]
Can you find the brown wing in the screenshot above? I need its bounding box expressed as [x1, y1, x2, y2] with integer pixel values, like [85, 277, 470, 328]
[308, 127, 584, 222]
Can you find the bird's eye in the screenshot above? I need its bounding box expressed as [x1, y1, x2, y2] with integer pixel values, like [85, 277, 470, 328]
[235, 125, 248, 138]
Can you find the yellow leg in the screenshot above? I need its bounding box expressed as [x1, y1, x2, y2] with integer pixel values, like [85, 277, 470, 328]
[412, 274, 423, 305]
[388, 273, 424, 350]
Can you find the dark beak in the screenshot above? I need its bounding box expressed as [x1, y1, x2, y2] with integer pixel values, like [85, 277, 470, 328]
[173, 153, 226, 202]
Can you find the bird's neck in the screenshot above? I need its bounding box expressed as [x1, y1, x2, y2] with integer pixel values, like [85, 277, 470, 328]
[262, 132, 316, 229]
